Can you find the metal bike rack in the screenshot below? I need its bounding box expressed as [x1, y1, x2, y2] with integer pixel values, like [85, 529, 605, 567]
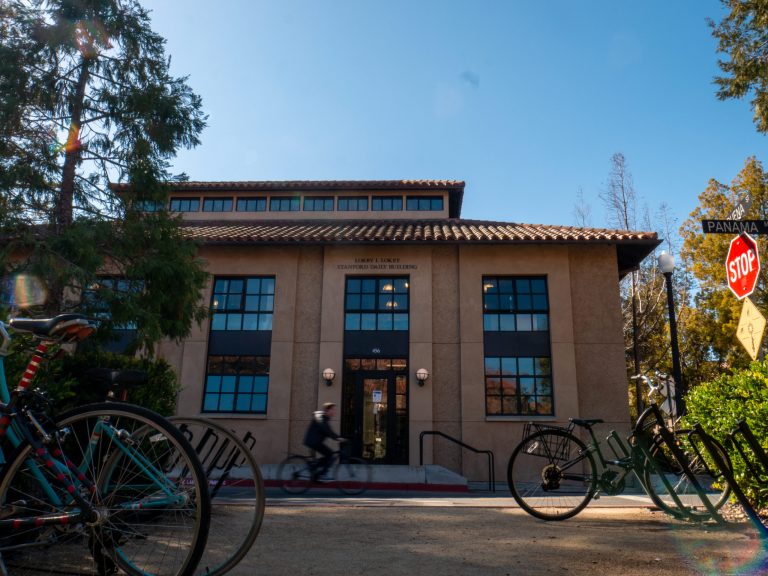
[691, 421, 768, 540]
[419, 431, 495, 492]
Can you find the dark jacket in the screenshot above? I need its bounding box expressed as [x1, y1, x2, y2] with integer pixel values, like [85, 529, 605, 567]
[303, 410, 339, 448]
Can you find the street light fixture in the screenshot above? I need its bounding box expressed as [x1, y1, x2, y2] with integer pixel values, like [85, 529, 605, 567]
[658, 251, 685, 416]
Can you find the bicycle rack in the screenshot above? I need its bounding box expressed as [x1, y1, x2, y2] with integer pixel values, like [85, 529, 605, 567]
[418, 431, 495, 492]
[691, 421, 768, 540]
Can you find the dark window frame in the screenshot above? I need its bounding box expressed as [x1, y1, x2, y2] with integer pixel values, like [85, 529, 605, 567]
[169, 197, 200, 212]
[344, 276, 409, 331]
[203, 197, 233, 212]
[202, 355, 270, 414]
[405, 196, 443, 211]
[337, 196, 369, 211]
[269, 197, 300, 212]
[303, 196, 335, 211]
[371, 196, 403, 211]
[236, 198, 267, 212]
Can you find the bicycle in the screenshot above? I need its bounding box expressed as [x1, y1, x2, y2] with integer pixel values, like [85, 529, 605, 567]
[506, 401, 732, 522]
[90, 367, 267, 576]
[277, 442, 372, 495]
[0, 314, 211, 575]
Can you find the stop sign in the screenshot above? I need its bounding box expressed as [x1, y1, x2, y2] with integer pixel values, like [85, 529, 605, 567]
[726, 233, 760, 299]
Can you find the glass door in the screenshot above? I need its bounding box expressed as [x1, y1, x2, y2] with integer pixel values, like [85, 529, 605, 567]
[341, 363, 409, 464]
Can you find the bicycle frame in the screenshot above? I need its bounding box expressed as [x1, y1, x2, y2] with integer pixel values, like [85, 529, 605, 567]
[0, 321, 187, 534]
[577, 405, 726, 522]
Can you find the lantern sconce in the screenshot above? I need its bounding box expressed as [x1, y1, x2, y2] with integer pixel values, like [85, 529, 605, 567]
[415, 368, 429, 387]
[322, 368, 336, 387]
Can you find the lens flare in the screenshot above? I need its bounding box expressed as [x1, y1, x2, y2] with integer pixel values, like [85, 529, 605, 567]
[1, 275, 47, 309]
[667, 519, 768, 575]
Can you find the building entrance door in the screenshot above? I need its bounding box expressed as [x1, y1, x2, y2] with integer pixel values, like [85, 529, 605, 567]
[341, 368, 408, 464]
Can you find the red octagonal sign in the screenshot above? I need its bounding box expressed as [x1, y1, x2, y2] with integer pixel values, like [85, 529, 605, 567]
[726, 233, 760, 299]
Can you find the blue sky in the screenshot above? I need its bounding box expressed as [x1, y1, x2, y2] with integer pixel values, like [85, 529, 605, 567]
[141, 0, 765, 239]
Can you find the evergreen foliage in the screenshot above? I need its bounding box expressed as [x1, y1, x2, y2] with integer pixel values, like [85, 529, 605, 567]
[0, 0, 209, 354]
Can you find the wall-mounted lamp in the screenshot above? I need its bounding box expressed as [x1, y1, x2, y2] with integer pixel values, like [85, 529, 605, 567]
[322, 368, 336, 387]
[415, 368, 429, 387]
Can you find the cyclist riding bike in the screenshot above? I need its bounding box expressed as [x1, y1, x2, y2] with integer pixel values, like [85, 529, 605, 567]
[303, 402, 345, 482]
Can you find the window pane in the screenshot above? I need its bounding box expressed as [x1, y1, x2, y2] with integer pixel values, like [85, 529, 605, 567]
[346, 294, 361, 309]
[377, 313, 393, 330]
[516, 314, 532, 331]
[211, 314, 226, 330]
[206, 376, 221, 392]
[517, 294, 532, 310]
[516, 278, 531, 293]
[483, 279, 498, 294]
[347, 278, 361, 293]
[246, 278, 261, 294]
[226, 314, 242, 330]
[502, 396, 518, 414]
[219, 394, 234, 411]
[486, 396, 502, 415]
[520, 378, 535, 395]
[204, 394, 219, 411]
[531, 278, 547, 293]
[258, 314, 273, 330]
[483, 314, 498, 331]
[361, 279, 377, 293]
[242, 314, 258, 330]
[221, 376, 237, 393]
[360, 313, 377, 330]
[499, 314, 515, 331]
[345, 313, 360, 330]
[260, 295, 274, 311]
[534, 314, 549, 331]
[361, 294, 376, 309]
[501, 357, 517, 375]
[536, 357, 551, 374]
[486, 378, 501, 394]
[518, 358, 534, 375]
[252, 395, 267, 412]
[214, 279, 228, 293]
[254, 376, 269, 393]
[484, 357, 500, 375]
[262, 278, 275, 294]
[393, 314, 408, 330]
[244, 296, 259, 311]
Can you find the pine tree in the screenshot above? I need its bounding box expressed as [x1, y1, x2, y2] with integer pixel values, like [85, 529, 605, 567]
[0, 0, 208, 354]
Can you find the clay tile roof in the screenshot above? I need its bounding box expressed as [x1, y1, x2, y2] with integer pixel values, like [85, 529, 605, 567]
[182, 218, 659, 276]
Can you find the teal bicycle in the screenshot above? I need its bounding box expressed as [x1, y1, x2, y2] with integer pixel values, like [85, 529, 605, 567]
[0, 314, 211, 575]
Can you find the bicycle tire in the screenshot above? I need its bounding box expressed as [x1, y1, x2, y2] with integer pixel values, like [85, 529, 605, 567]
[642, 429, 732, 522]
[507, 429, 597, 521]
[0, 403, 211, 576]
[335, 456, 372, 495]
[171, 417, 265, 576]
[277, 455, 313, 495]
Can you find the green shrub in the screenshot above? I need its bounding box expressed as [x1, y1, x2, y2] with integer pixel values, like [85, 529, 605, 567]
[682, 360, 768, 508]
[3, 338, 180, 417]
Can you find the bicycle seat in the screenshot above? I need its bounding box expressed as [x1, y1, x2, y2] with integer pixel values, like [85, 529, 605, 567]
[569, 418, 604, 428]
[9, 314, 95, 341]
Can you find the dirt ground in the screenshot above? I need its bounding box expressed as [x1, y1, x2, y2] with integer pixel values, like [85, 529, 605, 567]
[233, 502, 768, 576]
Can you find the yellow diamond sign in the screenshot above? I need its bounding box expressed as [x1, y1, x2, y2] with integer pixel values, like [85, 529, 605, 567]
[737, 298, 766, 360]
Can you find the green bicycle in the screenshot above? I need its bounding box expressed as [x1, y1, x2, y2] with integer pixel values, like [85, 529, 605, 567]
[507, 403, 731, 521]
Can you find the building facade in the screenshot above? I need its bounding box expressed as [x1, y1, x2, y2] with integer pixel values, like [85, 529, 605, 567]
[153, 180, 658, 481]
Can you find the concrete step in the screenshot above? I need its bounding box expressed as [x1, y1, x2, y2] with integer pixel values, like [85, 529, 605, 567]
[261, 464, 469, 492]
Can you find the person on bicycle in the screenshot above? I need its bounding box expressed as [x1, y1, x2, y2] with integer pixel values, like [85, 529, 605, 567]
[303, 402, 344, 481]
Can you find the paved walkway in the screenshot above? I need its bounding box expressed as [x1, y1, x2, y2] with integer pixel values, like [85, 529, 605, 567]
[231, 491, 768, 576]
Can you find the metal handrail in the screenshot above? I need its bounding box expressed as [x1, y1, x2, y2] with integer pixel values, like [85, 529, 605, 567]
[419, 430, 495, 492]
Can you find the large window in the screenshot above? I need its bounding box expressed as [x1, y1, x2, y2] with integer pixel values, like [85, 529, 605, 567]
[485, 357, 552, 416]
[210, 277, 275, 331]
[236, 198, 267, 212]
[406, 196, 443, 211]
[269, 197, 300, 212]
[303, 196, 334, 211]
[483, 277, 549, 331]
[338, 196, 369, 211]
[345, 277, 409, 331]
[203, 355, 270, 413]
[203, 197, 233, 212]
[372, 196, 403, 211]
[169, 197, 200, 212]
[483, 276, 552, 416]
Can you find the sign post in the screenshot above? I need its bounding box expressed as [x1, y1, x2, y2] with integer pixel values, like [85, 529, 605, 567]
[726, 233, 761, 300]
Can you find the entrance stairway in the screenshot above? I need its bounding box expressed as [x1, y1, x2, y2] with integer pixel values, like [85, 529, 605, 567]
[262, 464, 469, 492]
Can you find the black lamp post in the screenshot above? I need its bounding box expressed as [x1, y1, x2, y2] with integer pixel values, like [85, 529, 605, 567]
[658, 251, 685, 416]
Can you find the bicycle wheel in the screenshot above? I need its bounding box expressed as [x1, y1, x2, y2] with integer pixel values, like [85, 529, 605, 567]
[277, 455, 313, 494]
[335, 456, 372, 495]
[642, 429, 731, 522]
[0, 403, 210, 576]
[171, 417, 265, 576]
[507, 429, 597, 521]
